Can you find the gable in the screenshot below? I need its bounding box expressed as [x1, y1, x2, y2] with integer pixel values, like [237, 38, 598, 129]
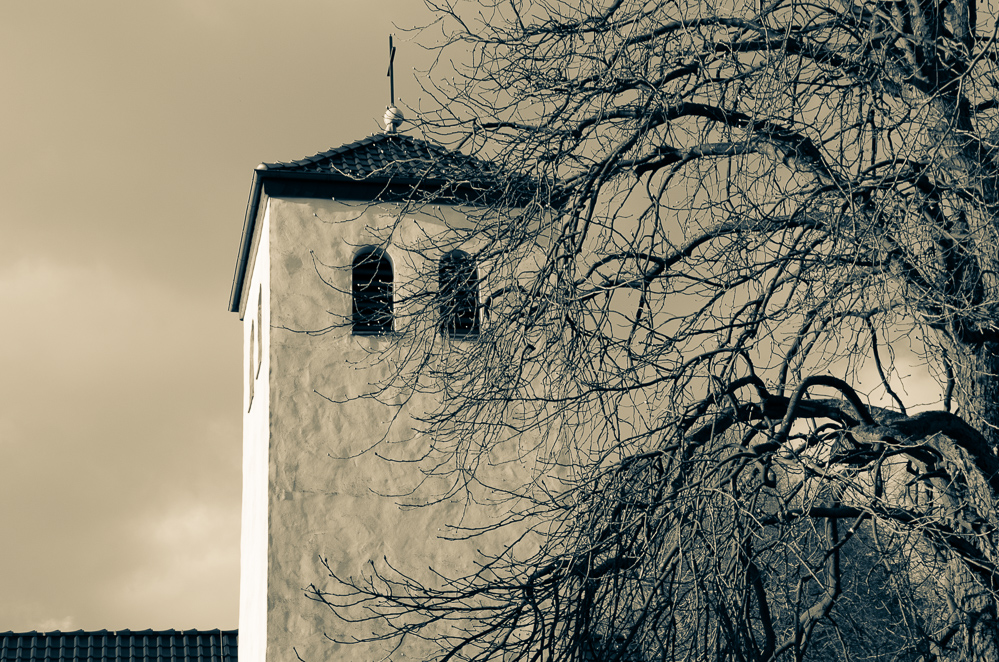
[229, 132, 523, 315]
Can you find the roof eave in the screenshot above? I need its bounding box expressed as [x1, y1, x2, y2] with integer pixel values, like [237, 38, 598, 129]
[228, 168, 265, 314]
[228, 169, 507, 315]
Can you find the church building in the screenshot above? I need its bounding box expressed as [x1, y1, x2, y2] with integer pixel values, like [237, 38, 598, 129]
[227, 108, 515, 662]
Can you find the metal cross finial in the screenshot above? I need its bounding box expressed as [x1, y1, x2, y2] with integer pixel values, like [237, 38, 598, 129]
[383, 35, 404, 133]
[387, 35, 397, 106]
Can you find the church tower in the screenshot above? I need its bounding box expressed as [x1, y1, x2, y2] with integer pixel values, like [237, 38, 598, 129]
[228, 114, 512, 662]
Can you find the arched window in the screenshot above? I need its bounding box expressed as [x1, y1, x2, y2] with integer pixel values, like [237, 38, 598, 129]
[352, 248, 393, 335]
[439, 250, 479, 338]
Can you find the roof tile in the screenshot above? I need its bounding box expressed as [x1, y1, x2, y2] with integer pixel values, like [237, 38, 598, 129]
[262, 133, 502, 187]
[0, 631, 236, 662]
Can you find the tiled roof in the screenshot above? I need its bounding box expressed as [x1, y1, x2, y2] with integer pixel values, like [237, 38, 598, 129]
[0, 630, 236, 662]
[260, 132, 504, 188]
[230, 130, 554, 314]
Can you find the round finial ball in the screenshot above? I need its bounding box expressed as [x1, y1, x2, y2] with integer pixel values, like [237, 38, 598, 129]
[384, 105, 405, 133]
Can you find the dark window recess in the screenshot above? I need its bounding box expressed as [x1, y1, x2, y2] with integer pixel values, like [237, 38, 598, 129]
[353, 248, 393, 335]
[439, 251, 479, 338]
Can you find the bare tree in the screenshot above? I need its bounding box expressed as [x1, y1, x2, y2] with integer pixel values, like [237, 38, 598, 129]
[309, 0, 999, 659]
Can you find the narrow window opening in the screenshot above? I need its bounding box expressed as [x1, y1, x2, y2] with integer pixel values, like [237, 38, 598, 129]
[352, 248, 393, 335]
[255, 288, 263, 378]
[247, 318, 256, 411]
[439, 251, 479, 338]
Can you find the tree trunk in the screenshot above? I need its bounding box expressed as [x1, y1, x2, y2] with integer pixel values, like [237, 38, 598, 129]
[951, 341, 999, 449]
[931, 342, 999, 659]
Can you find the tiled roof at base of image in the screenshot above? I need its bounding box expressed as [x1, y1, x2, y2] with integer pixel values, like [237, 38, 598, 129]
[0, 630, 236, 662]
[260, 132, 505, 188]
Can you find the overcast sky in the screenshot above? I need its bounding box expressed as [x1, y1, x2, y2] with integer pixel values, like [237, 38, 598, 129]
[0, 1, 436, 632]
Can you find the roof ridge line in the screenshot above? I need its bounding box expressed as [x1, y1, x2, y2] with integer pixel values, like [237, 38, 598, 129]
[257, 133, 499, 185]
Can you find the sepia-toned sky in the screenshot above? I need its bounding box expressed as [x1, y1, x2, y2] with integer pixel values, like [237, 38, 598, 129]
[0, 0, 436, 632]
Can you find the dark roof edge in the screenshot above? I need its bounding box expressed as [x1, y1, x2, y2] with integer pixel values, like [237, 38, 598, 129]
[228, 168, 264, 314]
[227, 167, 538, 315]
[0, 629, 237, 636]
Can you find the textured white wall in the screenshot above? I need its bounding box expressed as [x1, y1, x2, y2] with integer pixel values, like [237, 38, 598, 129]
[240, 202, 271, 662]
[248, 197, 508, 662]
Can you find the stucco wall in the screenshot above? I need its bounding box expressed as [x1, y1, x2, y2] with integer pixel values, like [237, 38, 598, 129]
[258, 197, 507, 662]
[240, 202, 271, 662]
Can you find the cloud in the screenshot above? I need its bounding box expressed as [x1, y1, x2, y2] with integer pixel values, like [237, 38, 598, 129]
[32, 617, 77, 633]
[0, 258, 240, 631]
[110, 497, 240, 629]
